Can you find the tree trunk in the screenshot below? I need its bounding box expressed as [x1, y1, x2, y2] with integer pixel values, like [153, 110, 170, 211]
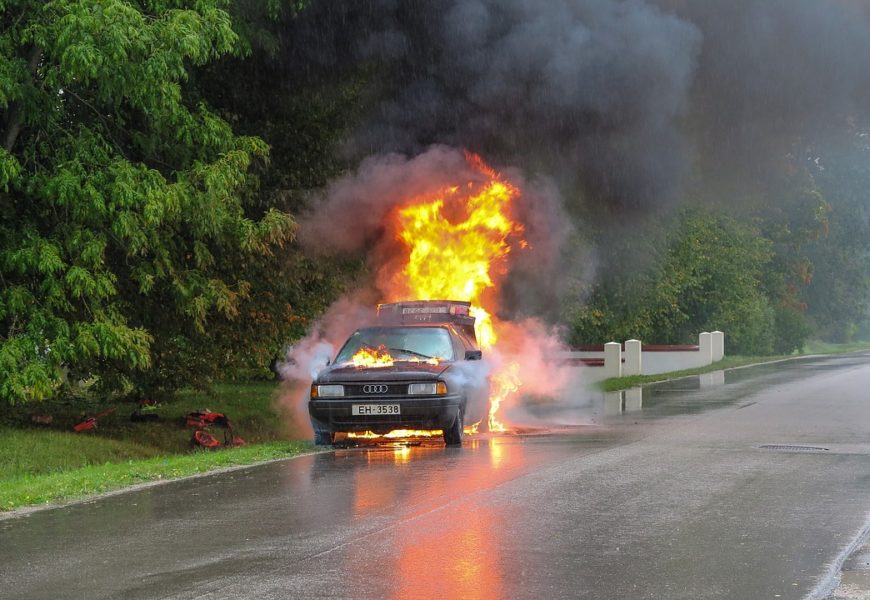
[2, 45, 42, 152]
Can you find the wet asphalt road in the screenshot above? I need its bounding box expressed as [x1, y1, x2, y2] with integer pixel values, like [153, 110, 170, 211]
[4, 354, 870, 599]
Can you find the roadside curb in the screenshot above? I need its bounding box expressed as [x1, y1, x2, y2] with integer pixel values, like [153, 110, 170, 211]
[603, 351, 870, 393]
[0, 449, 322, 522]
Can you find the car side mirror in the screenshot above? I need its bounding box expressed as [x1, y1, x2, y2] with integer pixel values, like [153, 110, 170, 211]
[464, 350, 482, 361]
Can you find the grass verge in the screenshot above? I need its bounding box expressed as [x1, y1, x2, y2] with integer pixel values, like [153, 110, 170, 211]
[802, 340, 870, 354]
[0, 439, 312, 512]
[0, 381, 314, 513]
[600, 342, 870, 392]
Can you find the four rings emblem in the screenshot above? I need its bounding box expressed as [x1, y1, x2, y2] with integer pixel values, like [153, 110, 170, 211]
[362, 384, 389, 394]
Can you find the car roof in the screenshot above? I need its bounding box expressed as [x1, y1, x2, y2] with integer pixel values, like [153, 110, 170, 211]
[356, 324, 450, 330]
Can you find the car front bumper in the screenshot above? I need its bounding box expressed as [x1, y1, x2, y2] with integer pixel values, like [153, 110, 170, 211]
[309, 394, 463, 433]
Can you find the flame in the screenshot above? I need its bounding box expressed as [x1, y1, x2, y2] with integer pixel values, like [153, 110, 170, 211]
[347, 425, 480, 440]
[349, 430, 440, 439]
[410, 356, 441, 366]
[352, 345, 394, 368]
[384, 153, 526, 431]
[488, 363, 520, 432]
[350, 346, 441, 368]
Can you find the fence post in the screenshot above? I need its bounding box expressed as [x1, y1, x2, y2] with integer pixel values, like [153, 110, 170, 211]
[699, 332, 713, 366]
[604, 391, 624, 415]
[624, 339, 642, 376]
[624, 387, 643, 411]
[604, 342, 622, 378]
[711, 331, 724, 361]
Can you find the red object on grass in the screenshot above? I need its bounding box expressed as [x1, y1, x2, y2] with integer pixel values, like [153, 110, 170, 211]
[185, 416, 207, 429]
[184, 410, 228, 429]
[73, 417, 97, 432]
[193, 430, 221, 448]
[72, 407, 116, 433]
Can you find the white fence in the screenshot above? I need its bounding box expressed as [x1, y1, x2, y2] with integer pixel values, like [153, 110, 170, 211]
[560, 331, 725, 385]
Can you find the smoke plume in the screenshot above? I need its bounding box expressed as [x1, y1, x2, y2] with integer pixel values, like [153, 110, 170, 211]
[300, 145, 571, 319]
[274, 296, 377, 437]
[287, 0, 870, 211]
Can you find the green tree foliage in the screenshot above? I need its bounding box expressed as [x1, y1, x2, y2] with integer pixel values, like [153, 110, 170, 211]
[748, 173, 832, 352]
[0, 1, 296, 404]
[803, 131, 870, 342]
[567, 209, 785, 355]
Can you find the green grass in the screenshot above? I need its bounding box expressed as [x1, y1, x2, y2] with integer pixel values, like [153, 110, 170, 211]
[0, 440, 311, 511]
[599, 355, 787, 392]
[94, 382, 292, 453]
[2, 382, 293, 452]
[600, 342, 870, 392]
[0, 429, 163, 475]
[802, 340, 870, 354]
[0, 382, 314, 512]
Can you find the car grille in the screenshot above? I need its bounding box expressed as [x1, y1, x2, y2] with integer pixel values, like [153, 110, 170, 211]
[343, 383, 408, 397]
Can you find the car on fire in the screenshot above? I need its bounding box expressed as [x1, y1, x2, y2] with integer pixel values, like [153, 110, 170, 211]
[308, 300, 489, 446]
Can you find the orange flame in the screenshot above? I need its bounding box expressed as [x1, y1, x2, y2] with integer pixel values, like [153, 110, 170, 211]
[488, 363, 520, 432]
[384, 153, 526, 431]
[352, 345, 394, 368]
[347, 425, 480, 440]
[351, 346, 441, 368]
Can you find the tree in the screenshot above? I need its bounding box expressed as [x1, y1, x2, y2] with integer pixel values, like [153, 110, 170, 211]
[567, 208, 781, 355]
[802, 130, 870, 342]
[656, 209, 776, 355]
[0, 1, 295, 404]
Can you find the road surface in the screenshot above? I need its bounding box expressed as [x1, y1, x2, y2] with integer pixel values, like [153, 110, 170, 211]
[3, 353, 870, 599]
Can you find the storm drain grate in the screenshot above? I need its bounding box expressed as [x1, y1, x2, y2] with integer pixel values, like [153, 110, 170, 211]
[759, 444, 830, 453]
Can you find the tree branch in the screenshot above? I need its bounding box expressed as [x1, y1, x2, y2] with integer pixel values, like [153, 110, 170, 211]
[63, 87, 129, 160]
[3, 45, 43, 152]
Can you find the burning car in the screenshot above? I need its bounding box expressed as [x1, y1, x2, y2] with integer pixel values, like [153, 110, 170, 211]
[308, 300, 489, 446]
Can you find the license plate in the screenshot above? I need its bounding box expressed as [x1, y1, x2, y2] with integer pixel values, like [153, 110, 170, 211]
[352, 404, 401, 416]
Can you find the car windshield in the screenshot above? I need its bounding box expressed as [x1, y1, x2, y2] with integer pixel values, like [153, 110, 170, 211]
[334, 327, 455, 363]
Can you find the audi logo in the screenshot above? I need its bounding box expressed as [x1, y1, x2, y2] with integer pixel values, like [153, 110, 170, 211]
[362, 384, 389, 394]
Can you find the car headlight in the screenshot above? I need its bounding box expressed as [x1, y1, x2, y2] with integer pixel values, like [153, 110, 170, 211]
[311, 384, 344, 398]
[408, 382, 447, 395]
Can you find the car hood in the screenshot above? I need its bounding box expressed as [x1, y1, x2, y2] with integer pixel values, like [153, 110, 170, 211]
[316, 361, 451, 383]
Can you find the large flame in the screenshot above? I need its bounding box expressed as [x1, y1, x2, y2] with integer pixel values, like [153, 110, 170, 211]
[386, 153, 525, 432]
[352, 345, 394, 368]
[350, 346, 441, 369]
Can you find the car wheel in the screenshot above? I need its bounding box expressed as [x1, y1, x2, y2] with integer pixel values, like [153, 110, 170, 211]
[443, 407, 463, 447]
[313, 429, 335, 446]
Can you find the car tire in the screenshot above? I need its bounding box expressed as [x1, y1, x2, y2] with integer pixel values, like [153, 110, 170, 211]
[443, 407, 463, 447]
[314, 429, 335, 446]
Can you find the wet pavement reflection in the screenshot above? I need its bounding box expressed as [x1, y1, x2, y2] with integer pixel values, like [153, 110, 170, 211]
[529, 351, 870, 424]
[323, 438, 519, 599]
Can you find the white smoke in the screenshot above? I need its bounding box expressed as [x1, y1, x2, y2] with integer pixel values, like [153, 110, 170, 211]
[273, 296, 377, 437]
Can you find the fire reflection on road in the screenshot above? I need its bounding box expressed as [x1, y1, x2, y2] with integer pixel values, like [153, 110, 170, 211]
[334, 436, 525, 598]
[394, 501, 503, 600]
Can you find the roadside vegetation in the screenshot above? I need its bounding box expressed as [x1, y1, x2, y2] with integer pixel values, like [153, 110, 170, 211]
[0, 382, 312, 512]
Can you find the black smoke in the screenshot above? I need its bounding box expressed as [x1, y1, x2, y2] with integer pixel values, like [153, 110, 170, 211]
[289, 0, 701, 212]
[285, 0, 870, 319]
[662, 0, 870, 189]
[286, 0, 870, 208]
